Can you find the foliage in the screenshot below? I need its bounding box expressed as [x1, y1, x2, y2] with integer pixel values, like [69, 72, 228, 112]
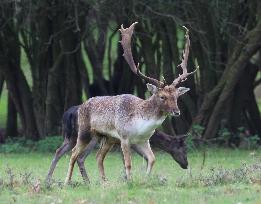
[186, 125, 260, 150]
[0, 136, 63, 153]
[35, 136, 64, 153]
[217, 127, 260, 149]
[218, 128, 232, 141]
[191, 124, 205, 136]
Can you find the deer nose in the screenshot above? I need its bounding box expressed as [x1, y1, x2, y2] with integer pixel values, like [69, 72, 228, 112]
[172, 110, 180, 117]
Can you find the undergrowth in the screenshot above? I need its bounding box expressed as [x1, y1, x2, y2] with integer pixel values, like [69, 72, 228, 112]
[1, 149, 261, 203]
[176, 162, 261, 187]
[0, 136, 63, 153]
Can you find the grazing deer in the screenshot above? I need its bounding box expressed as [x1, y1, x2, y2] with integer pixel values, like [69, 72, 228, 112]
[151, 130, 188, 169]
[46, 105, 188, 183]
[65, 22, 196, 184]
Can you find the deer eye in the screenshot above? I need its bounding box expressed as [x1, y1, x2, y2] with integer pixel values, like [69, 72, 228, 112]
[160, 96, 166, 100]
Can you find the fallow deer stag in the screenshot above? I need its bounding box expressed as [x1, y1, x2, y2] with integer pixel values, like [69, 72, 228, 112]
[65, 22, 197, 184]
[46, 105, 188, 184]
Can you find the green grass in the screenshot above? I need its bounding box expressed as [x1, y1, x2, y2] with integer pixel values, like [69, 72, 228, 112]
[0, 149, 261, 204]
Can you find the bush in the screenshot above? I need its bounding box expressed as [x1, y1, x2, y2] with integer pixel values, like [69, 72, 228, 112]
[0, 136, 63, 153]
[35, 136, 63, 152]
[187, 125, 260, 150]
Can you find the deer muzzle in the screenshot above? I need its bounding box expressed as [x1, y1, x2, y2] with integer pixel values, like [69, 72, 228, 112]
[171, 110, 180, 117]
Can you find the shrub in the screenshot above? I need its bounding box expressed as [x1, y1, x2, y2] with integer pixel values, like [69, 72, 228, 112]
[0, 136, 63, 153]
[35, 136, 63, 153]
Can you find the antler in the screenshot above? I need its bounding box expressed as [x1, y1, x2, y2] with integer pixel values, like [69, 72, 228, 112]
[172, 26, 198, 87]
[119, 22, 165, 88]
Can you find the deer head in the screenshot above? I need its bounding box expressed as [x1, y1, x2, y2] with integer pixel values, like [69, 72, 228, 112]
[119, 22, 198, 117]
[151, 130, 188, 169]
[168, 135, 188, 169]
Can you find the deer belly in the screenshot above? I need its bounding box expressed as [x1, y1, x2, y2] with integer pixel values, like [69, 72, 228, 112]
[92, 127, 120, 140]
[91, 117, 121, 139]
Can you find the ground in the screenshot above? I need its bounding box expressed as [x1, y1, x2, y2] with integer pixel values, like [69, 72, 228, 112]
[0, 148, 261, 204]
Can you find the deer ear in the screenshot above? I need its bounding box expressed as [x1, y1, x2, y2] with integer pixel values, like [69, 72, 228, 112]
[177, 87, 190, 96]
[147, 83, 158, 94]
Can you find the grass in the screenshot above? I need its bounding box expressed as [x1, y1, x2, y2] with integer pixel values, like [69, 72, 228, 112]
[0, 148, 261, 204]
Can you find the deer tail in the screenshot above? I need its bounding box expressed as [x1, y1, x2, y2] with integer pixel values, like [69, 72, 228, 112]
[62, 106, 79, 139]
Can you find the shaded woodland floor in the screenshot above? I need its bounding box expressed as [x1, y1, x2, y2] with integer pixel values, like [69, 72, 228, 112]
[0, 149, 261, 204]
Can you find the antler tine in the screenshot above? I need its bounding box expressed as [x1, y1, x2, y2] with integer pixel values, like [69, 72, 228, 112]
[172, 26, 198, 87]
[119, 22, 165, 88]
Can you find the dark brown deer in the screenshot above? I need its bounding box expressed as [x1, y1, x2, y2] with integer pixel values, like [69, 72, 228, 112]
[46, 105, 188, 183]
[65, 22, 196, 184]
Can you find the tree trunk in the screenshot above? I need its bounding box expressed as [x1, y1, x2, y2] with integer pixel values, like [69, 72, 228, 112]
[112, 44, 136, 95]
[0, 63, 39, 140]
[0, 73, 4, 98]
[5, 93, 17, 137]
[29, 2, 53, 137]
[199, 18, 261, 138]
[44, 52, 64, 136]
[63, 36, 83, 109]
[246, 91, 261, 137]
[0, 3, 39, 139]
[161, 21, 174, 84]
[83, 16, 108, 95]
[138, 25, 160, 80]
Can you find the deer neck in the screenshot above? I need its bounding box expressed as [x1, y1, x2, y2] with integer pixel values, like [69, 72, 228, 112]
[140, 95, 166, 120]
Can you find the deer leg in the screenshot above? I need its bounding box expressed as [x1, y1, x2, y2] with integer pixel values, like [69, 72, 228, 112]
[46, 139, 74, 183]
[96, 139, 114, 181]
[131, 144, 148, 163]
[132, 141, 155, 174]
[77, 137, 98, 183]
[120, 139, 132, 180]
[65, 135, 89, 185]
